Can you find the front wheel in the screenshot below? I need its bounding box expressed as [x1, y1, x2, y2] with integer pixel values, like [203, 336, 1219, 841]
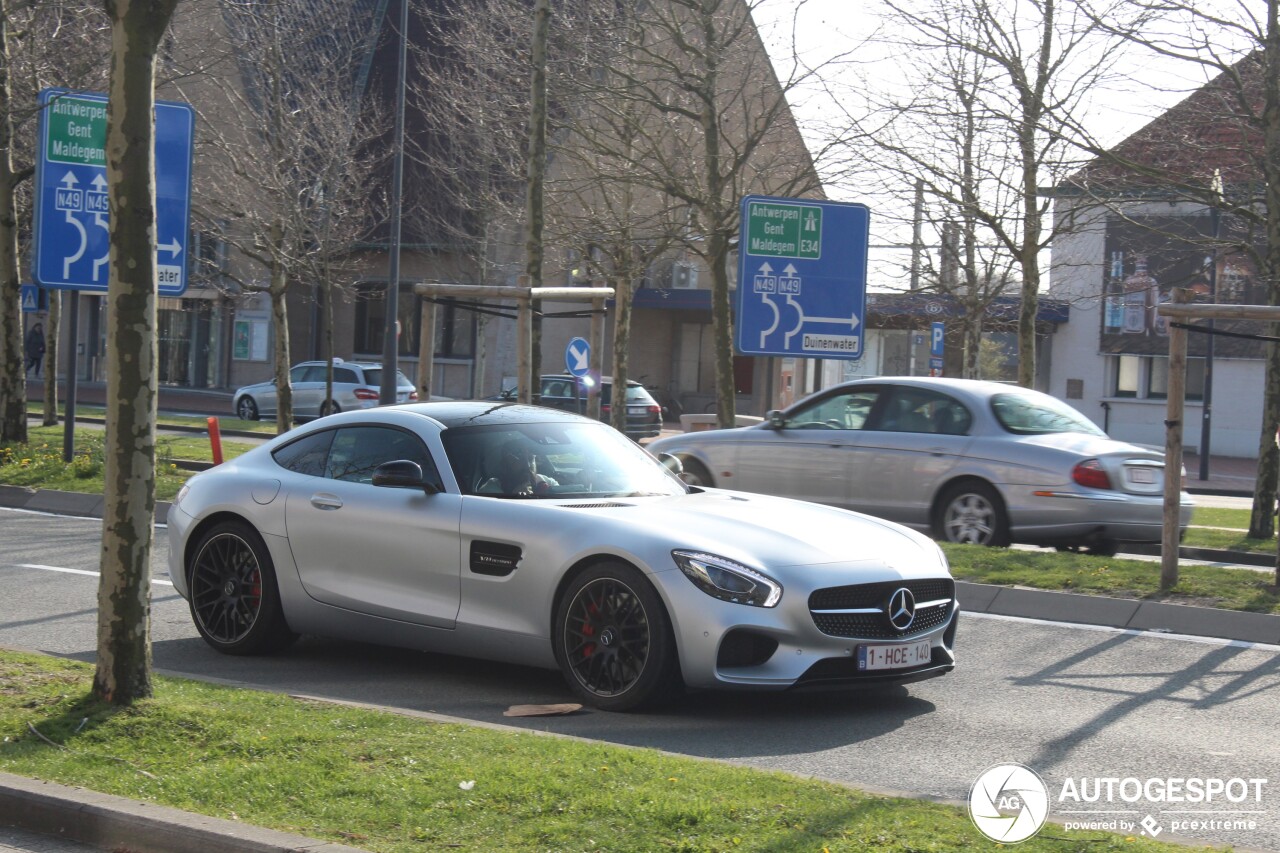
[236, 396, 259, 421]
[187, 520, 296, 655]
[935, 481, 1010, 547]
[679, 458, 714, 488]
[553, 562, 679, 711]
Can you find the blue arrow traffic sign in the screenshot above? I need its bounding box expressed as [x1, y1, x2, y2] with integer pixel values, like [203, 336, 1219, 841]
[736, 195, 869, 359]
[565, 337, 591, 378]
[32, 89, 194, 296]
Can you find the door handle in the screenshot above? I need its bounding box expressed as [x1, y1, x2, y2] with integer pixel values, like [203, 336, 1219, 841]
[310, 493, 343, 510]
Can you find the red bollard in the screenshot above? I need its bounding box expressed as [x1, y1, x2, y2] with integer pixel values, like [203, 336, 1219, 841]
[207, 416, 224, 466]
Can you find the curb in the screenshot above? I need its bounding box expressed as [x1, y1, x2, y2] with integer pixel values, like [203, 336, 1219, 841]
[0, 771, 367, 853]
[0, 485, 170, 524]
[957, 581, 1280, 645]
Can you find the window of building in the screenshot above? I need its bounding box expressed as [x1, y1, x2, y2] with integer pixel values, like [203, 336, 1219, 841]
[1109, 355, 1204, 401]
[354, 284, 475, 359]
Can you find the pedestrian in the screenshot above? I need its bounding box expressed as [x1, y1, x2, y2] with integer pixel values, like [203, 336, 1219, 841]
[24, 322, 45, 377]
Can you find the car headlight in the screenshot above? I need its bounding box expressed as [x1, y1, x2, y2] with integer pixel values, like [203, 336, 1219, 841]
[672, 550, 782, 608]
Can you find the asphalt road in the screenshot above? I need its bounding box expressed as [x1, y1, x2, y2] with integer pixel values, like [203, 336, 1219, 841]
[2, 508, 1278, 851]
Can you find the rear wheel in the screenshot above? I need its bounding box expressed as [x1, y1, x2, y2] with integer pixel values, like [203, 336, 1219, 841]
[319, 400, 341, 417]
[187, 520, 295, 655]
[553, 562, 679, 711]
[236, 396, 259, 421]
[935, 481, 1010, 547]
[679, 458, 714, 488]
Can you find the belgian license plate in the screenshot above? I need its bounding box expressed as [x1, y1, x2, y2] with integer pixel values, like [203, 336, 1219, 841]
[857, 640, 931, 672]
[1128, 467, 1156, 484]
[628, 406, 647, 415]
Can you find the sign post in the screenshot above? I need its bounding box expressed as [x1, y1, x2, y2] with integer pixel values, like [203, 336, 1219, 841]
[736, 196, 870, 360]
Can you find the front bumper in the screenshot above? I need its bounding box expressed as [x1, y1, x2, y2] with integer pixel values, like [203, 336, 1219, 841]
[652, 568, 958, 691]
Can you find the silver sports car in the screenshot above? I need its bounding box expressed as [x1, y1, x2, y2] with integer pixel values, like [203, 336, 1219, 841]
[168, 402, 957, 711]
[649, 377, 1193, 555]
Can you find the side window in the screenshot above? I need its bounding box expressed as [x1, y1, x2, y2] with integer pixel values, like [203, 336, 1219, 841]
[332, 367, 359, 384]
[288, 365, 309, 384]
[271, 429, 335, 477]
[788, 390, 880, 430]
[877, 389, 971, 435]
[298, 365, 327, 383]
[325, 426, 441, 487]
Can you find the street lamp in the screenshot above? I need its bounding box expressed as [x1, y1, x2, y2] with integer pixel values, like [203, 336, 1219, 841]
[1198, 170, 1222, 481]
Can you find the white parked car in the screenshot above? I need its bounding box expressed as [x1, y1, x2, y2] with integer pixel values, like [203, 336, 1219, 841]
[649, 377, 1193, 555]
[168, 402, 958, 711]
[232, 359, 417, 422]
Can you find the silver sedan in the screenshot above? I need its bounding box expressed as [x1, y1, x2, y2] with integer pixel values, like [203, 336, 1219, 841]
[167, 402, 957, 711]
[649, 377, 1193, 555]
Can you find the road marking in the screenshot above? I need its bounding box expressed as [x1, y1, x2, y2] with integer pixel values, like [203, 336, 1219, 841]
[11, 563, 172, 586]
[966, 610, 1280, 652]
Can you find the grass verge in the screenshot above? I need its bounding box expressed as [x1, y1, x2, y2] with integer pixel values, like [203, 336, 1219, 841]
[0, 650, 1182, 853]
[943, 544, 1280, 613]
[29, 403, 279, 434]
[0, 425, 256, 501]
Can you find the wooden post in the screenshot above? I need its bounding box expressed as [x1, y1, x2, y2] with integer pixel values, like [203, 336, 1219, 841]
[416, 297, 437, 401]
[1160, 288, 1191, 591]
[587, 296, 605, 420]
[517, 290, 532, 404]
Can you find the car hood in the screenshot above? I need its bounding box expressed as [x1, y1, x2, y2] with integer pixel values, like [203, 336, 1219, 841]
[572, 488, 946, 579]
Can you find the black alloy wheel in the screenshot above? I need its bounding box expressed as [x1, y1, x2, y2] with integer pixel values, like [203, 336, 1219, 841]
[554, 562, 677, 711]
[187, 520, 294, 655]
[679, 458, 714, 488]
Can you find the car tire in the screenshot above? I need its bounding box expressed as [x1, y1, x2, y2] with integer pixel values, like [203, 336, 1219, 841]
[553, 562, 680, 712]
[679, 458, 715, 488]
[935, 481, 1010, 547]
[187, 519, 296, 655]
[236, 396, 259, 421]
[319, 400, 341, 417]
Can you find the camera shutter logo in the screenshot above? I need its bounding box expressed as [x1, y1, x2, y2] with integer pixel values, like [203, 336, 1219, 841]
[969, 763, 1050, 843]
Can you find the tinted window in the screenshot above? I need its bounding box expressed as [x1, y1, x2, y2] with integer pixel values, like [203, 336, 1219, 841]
[788, 389, 880, 430]
[991, 392, 1105, 436]
[271, 429, 335, 477]
[325, 426, 440, 486]
[359, 368, 412, 388]
[297, 365, 327, 382]
[288, 365, 310, 383]
[877, 388, 972, 435]
[332, 367, 360, 384]
[623, 385, 656, 403]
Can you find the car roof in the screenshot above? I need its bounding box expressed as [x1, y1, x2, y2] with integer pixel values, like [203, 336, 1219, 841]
[542, 374, 640, 387]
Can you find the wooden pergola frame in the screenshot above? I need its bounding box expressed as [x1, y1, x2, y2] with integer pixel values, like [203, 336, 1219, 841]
[412, 283, 614, 414]
[1158, 294, 1280, 587]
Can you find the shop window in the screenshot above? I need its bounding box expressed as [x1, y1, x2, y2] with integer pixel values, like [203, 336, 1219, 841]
[354, 284, 474, 359]
[1111, 355, 1204, 401]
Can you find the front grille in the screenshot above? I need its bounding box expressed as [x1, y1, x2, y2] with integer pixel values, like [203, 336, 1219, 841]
[808, 578, 954, 640]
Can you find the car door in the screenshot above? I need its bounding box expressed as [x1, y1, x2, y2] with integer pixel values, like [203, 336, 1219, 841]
[291, 364, 328, 419]
[852, 386, 975, 525]
[730, 386, 884, 509]
[283, 424, 462, 628]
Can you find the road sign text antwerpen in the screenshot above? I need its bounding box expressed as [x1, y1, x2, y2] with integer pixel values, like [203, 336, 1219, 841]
[32, 89, 194, 296]
[736, 195, 869, 360]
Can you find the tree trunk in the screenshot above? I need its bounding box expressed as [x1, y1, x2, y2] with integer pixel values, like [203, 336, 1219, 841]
[42, 291, 60, 426]
[270, 243, 292, 434]
[1249, 0, 1280, 544]
[94, 0, 178, 706]
[610, 268, 632, 435]
[525, 0, 550, 397]
[0, 4, 26, 444]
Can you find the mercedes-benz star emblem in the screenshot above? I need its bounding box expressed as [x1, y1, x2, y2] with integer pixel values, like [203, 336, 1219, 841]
[887, 587, 916, 631]
[599, 628, 616, 648]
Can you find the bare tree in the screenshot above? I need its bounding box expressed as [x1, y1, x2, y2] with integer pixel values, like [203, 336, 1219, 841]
[871, 0, 1148, 389]
[184, 0, 381, 433]
[93, 0, 179, 707]
[0, 1, 108, 443]
[1069, 0, 1280, 544]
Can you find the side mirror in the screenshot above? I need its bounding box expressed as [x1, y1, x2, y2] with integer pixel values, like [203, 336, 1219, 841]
[372, 459, 438, 494]
[766, 409, 786, 430]
[657, 452, 684, 477]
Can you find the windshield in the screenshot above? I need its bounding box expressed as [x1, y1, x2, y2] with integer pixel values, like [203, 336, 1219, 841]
[991, 392, 1106, 437]
[442, 421, 686, 499]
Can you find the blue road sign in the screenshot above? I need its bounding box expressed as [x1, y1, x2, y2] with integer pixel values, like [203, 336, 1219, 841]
[736, 195, 869, 359]
[20, 284, 42, 313]
[32, 89, 194, 296]
[931, 321, 945, 357]
[565, 337, 591, 377]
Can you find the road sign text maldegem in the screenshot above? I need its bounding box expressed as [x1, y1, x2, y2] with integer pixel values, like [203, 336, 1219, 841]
[47, 97, 107, 167]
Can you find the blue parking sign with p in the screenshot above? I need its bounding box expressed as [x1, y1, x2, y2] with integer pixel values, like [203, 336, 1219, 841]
[930, 322, 945, 357]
